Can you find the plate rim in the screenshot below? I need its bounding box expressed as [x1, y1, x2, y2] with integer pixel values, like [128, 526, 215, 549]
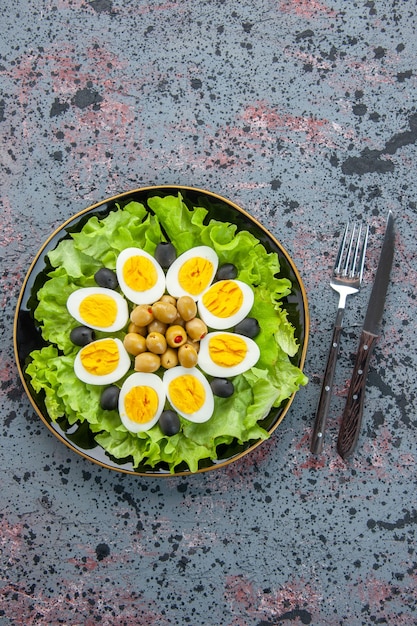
[13, 184, 309, 477]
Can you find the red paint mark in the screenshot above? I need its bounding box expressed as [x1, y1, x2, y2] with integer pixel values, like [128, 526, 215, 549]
[0, 581, 169, 625]
[291, 431, 328, 475]
[67, 555, 98, 571]
[0, 197, 24, 249]
[0, 353, 17, 385]
[239, 100, 349, 155]
[0, 519, 24, 566]
[224, 573, 321, 622]
[358, 575, 396, 608]
[286, 49, 334, 72]
[279, 0, 338, 18]
[344, 57, 396, 87]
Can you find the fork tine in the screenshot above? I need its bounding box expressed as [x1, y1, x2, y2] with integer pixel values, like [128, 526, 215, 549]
[347, 223, 360, 277]
[334, 222, 350, 275]
[358, 225, 369, 282]
[344, 223, 357, 277]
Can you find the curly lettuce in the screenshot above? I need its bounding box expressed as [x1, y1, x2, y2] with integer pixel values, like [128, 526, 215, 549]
[25, 194, 307, 473]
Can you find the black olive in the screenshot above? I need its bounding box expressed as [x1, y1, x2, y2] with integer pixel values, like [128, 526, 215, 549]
[100, 385, 120, 411]
[210, 377, 234, 398]
[234, 317, 260, 338]
[154, 242, 177, 268]
[70, 326, 95, 346]
[94, 267, 118, 289]
[215, 263, 238, 281]
[159, 410, 181, 436]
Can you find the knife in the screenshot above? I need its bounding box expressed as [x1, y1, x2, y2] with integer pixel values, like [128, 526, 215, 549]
[336, 211, 395, 459]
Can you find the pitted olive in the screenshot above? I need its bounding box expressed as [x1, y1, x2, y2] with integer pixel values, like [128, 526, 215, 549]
[130, 304, 154, 326]
[161, 347, 179, 369]
[146, 331, 167, 354]
[152, 301, 178, 324]
[123, 332, 147, 356]
[176, 295, 197, 321]
[178, 343, 198, 368]
[185, 318, 208, 341]
[134, 352, 161, 373]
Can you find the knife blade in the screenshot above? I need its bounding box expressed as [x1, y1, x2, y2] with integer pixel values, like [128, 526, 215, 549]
[336, 211, 395, 459]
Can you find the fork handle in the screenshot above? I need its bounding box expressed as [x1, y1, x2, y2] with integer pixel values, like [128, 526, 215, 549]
[310, 308, 344, 454]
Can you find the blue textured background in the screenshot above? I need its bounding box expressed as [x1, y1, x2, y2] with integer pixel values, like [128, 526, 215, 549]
[1, 1, 416, 624]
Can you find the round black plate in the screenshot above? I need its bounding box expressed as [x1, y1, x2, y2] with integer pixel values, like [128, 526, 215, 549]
[14, 185, 309, 476]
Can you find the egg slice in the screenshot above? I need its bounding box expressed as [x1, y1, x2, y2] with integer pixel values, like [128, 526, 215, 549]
[118, 372, 166, 433]
[198, 332, 260, 377]
[165, 246, 218, 300]
[163, 366, 214, 423]
[74, 338, 131, 385]
[67, 287, 129, 332]
[197, 279, 254, 329]
[116, 247, 166, 305]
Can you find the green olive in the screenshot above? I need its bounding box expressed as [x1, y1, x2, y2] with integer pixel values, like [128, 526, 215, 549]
[166, 325, 187, 348]
[146, 331, 167, 354]
[176, 295, 197, 322]
[178, 343, 198, 368]
[171, 312, 185, 327]
[134, 352, 161, 373]
[147, 319, 168, 334]
[123, 332, 147, 356]
[130, 304, 154, 327]
[161, 347, 179, 369]
[186, 337, 200, 353]
[185, 317, 208, 341]
[128, 321, 148, 336]
[160, 294, 177, 306]
[152, 301, 178, 324]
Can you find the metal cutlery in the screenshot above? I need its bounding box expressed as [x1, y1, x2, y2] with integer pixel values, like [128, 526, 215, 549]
[310, 221, 369, 454]
[337, 211, 395, 459]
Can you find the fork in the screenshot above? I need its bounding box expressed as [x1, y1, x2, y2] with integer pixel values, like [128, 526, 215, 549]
[310, 221, 369, 455]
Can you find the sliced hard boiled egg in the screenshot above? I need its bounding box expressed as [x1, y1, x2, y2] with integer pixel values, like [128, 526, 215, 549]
[118, 372, 166, 433]
[165, 246, 218, 300]
[197, 279, 254, 329]
[198, 331, 260, 377]
[67, 287, 129, 332]
[163, 366, 214, 423]
[74, 338, 131, 385]
[116, 247, 165, 305]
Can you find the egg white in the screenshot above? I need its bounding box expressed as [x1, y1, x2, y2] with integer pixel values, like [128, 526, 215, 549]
[74, 338, 131, 385]
[116, 247, 166, 305]
[118, 372, 166, 433]
[198, 331, 260, 377]
[163, 366, 214, 423]
[197, 279, 254, 330]
[67, 287, 129, 332]
[165, 246, 219, 300]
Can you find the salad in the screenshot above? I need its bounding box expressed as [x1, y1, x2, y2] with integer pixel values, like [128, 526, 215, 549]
[25, 192, 307, 473]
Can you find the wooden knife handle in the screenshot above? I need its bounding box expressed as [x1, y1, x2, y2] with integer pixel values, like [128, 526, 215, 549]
[336, 330, 378, 459]
[310, 312, 344, 454]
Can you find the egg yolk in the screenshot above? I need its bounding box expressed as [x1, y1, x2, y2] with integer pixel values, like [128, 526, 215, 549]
[208, 334, 247, 367]
[201, 280, 243, 317]
[79, 293, 118, 328]
[168, 375, 206, 414]
[123, 256, 157, 291]
[178, 257, 214, 296]
[124, 386, 158, 424]
[80, 339, 120, 376]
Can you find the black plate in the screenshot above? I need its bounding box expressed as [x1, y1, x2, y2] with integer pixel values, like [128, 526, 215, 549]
[14, 185, 309, 476]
